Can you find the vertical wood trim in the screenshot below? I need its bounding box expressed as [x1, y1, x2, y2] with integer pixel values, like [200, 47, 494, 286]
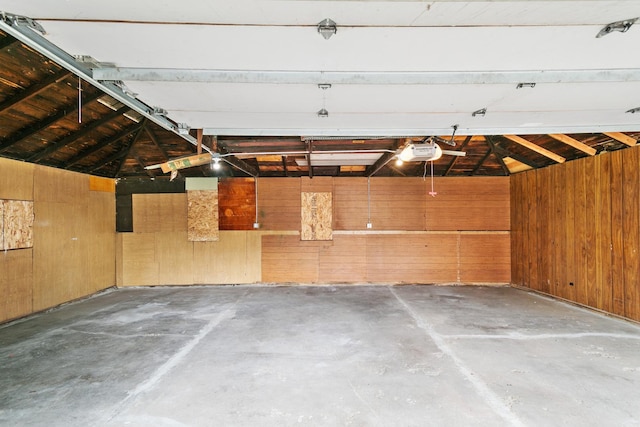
[595, 155, 613, 312]
[573, 159, 588, 306]
[535, 167, 551, 293]
[610, 150, 625, 316]
[623, 148, 640, 321]
[525, 171, 538, 289]
[563, 160, 577, 302]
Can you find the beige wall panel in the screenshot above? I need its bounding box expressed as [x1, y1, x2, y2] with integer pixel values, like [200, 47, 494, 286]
[3, 200, 34, 250]
[33, 201, 90, 311]
[301, 192, 333, 241]
[319, 235, 367, 282]
[0, 249, 33, 323]
[300, 176, 333, 193]
[156, 231, 194, 285]
[459, 233, 511, 283]
[262, 235, 319, 282]
[370, 178, 426, 230]
[120, 233, 159, 287]
[258, 179, 300, 230]
[0, 200, 3, 249]
[34, 165, 88, 205]
[333, 178, 368, 230]
[87, 192, 116, 293]
[426, 177, 510, 231]
[89, 176, 116, 193]
[116, 233, 124, 287]
[366, 234, 458, 283]
[0, 157, 34, 200]
[193, 231, 260, 284]
[132, 193, 187, 233]
[188, 190, 219, 241]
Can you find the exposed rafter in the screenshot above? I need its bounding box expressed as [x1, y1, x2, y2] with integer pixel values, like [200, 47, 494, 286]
[0, 69, 70, 115]
[604, 132, 637, 147]
[548, 133, 596, 156]
[65, 122, 145, 169]
[444, 135, 472, 176]
[485, 136, 510, 176]
[503, 135, 566, 163]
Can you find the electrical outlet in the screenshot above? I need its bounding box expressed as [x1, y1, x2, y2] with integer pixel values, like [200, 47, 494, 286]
[366, 222, 372, 229]
[253, 222, 260, 229]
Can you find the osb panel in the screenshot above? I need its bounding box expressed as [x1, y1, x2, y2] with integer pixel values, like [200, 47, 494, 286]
[0, 249, 33, 323]
[262, 234, 320, 282]
[0, 157, 34, 200]
[218, 178, 256, 230]
[366, 234, 458, 283]
[258, 179, 300, 230]
[187, 190, 219, 242]
[89, 176, 116, 193]
[34, 165, 89, 205]
[2, 200, 34, 250]
[459, 233, 511, 283]
[193, 231, 261, 284]
[155, 231, 194, 285]
[318, 235, 367, 282]
[425, 177, 510, 231]
[33, 200, 90, 311]
[370, 178, 426, 231]
[300, 176, 333, 192]
[132, 193, 187, 233]
[120, 233, 159, 286]
[333, 178, 368, 230]
[301, 192, 332, 241]
[87, 192, 116, 292]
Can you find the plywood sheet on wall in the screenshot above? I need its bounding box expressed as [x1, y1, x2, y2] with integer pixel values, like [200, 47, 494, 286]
[120, 233, 159, 286]
[0, 249, 33, 323]
[132, 193, 187, 233]
[2, 200, 34, 250]
[459, 233, 511, 283]
[318, 235, 367, 282]
[187, 190, 219, 241]
[156, 231, 194, 285]
[300, 176, 333, 193]
[87, 192, 116, 293]
[301, 192, 332, 241]
[219, 178, 256, 230]
[370, 178, 426, 231]
[89, 176, 116, 193]
[193, 231, 261, 284]
[262, 235, 320, 282]
[333, 178, 368, 230]
[0, 157, 34, 200]
[258, 179, 300, 230]
[34, 165, 88, 204]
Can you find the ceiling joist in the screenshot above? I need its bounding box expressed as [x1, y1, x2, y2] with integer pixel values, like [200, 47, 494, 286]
[548, 133, 596, 156]
[604, 132, 637, 147]
[503, 135, 566, 163]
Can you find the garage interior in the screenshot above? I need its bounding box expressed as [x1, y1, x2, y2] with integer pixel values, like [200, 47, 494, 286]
[1, 1, 640, 425]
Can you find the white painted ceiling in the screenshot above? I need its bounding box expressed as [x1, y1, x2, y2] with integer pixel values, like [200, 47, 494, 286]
[3, 1, 640, 137]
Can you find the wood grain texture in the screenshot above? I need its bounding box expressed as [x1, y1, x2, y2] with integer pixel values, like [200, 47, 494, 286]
[301, 192, 332, 241]
[0, 157, 34, 200]
[459, 233, 511, 284]
[156, 231, 194, 285]
[89, 176, 116, 193]
[2, 200, 34, 250]
[132, 193, 187, 233]
[318, 235, 367, 282]
[187, 190, 219, 242]
[0, 249, 33, 323]
[258, 178, 300, 230]
[87, 191, 116, 293]
[623, 148, 640, 321]
[371, 178, 426, 231]
[610, 150, 625, 316]
[193, 231, 261, 284]
[333, 177, 368, 230]
[218, 178, 256, 230]
[262, 235, 320, 283]
[119, 233, 159, 286]
[34, 165, 88, 205]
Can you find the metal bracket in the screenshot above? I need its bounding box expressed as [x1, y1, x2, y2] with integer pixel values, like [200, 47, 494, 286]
[472, 108, 487, 117]
[626, 107, 640, 114]
[516, 82, 536, 89]
[318, 18, 337, 40]
[1, 12, 46, 35]
[596, 18, 638, 38]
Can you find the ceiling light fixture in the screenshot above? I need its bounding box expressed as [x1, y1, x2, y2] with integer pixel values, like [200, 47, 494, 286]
[318, 18, 337, 39]
[211, 157, 221, 170]
[596, 17, 638, 38]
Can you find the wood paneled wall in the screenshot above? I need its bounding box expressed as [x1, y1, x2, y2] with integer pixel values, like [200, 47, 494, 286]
[0, 157, 116, 323]
[119, 176, 510, 286]
[511, 148, 640, 322]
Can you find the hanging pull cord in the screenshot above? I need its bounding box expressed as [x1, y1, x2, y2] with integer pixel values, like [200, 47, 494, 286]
[428, 161, 437, 197]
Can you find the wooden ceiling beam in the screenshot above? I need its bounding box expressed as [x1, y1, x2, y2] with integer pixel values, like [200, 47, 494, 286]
[224, 155, 259, 177]
[144, 125, 170, 161]
[29, 105, 130, 162]
[0, 69, 70, 115]
[548, 133, 596, 155]
[0, 36, 18, 50]
[0, 91, 103, 153]
[444, 135, 472, 176]
[604, 132, 637, 147]
[113, 124, 148, 176]
[471, 148, 493, 175]
[485, 136, 510, 176]
[65, 121, 145, 168]
[492, 141, 542, 169]
[503, 134, 566, 163]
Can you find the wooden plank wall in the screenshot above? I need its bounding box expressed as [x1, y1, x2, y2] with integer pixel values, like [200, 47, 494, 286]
[118, 176, 510, 287]
[0, 157, 116, 323]
[510, 147, 640, 322]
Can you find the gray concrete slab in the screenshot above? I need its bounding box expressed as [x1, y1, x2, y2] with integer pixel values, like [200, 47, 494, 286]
[1, 285, 639, 426]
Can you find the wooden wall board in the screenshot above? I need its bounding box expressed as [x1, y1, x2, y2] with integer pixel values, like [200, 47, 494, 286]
[610, 150, 625, 316]
[370, 178, 426, 231]
[525, 171, 538, 290]
[132, 193, 187, 233]
[187, 190, 219, 242]
[573, 158, 588, 306]
[120, 233, 159, 286]
[87, 191, 116, 293]
[258, 179, 301, 230]
[425, 177, 510, 231]
[365, 234, 458, 283]
[34, 165, 88, 205]
[155, 231, 194, 285]
[218, 178, 256, 230]
[300, 176, 333, 193]
[32, 200, 90, 311]
[193, 231, 261, 284]
[116, 233, 124, 287]
[594, 155, 613, 312]
[583, 157, 598, 307]
[623, 148, 640, 321]
[2, 200, 34, 250]
[459, 233, 511, 283]
[0, 249, 33, 323]
[262, 235, 320, 282]
[0, 157, 34, 200]
[563, 160, 577, 302]
[0, 200, 3, 249]
[333, 178, 368, 230]
[318, 235, 367, 282]
[89, 176, 116, 193]
[535, 167, 552, 294]
[301, 192, 333, 241]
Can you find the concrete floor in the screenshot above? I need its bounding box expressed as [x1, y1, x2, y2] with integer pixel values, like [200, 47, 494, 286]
[1, 286, 640, 426]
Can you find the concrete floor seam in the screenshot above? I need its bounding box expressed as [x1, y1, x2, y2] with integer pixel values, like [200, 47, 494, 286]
[388, 286, 526, 427]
